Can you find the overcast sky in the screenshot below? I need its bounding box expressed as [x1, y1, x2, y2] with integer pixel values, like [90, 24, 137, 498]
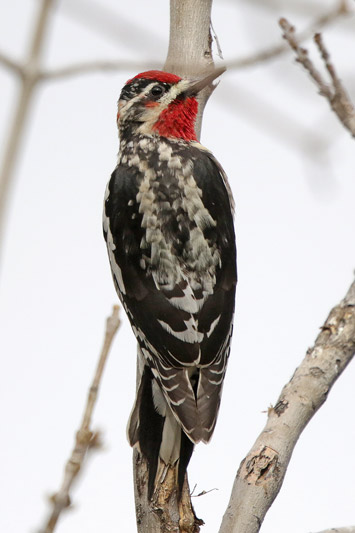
[1, 1, 355, 532]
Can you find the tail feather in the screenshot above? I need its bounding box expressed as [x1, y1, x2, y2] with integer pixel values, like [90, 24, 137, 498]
[177, 430, 194, 495]
[128, 365, 194, 499]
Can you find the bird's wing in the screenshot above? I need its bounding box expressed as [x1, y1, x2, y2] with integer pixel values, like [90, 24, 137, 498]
[104, 148, 236, 442]
[104, 163, 201, 367]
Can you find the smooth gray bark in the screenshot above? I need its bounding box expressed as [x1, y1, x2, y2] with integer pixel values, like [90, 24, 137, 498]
[164, 0, 215, 139]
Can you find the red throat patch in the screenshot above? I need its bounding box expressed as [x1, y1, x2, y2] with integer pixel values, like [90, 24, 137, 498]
[152, 97, 198, 142]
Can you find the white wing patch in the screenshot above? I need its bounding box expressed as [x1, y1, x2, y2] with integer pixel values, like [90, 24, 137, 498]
[103, 207, 127, 296]
[206, 315, 221, 338]
[158, 318, 203, 344]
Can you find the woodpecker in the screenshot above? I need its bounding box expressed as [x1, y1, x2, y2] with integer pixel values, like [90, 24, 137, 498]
[103, 69, 237, 498]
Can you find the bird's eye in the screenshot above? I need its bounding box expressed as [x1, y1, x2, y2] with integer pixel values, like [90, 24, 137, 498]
[150, 85, 165, 97]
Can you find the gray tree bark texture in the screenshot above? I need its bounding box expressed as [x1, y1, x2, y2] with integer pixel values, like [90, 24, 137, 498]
[132, 1, 217, 532]
[164, 0, 215, 139]
[219, 279, 355, 533]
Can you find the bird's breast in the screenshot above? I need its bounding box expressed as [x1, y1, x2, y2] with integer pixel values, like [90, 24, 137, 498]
[119, 137, 221, 293]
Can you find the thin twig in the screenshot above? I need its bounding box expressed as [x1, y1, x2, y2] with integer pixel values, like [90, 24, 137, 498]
[280, 17, 355, 137]
[228, 0, 350, 70]
[0, 50, 22, 75]
[279, 18, 331, 95]
[192, 487, 218, 498]
[39, 305, 121, 533]
[312, 528, 355, 533]
[39, 59, 158, 81]
[210, 21, 224, 60]
[219, 279, 355, 533]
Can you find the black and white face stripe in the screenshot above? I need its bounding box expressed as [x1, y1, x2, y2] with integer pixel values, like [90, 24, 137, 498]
[119, 79, 173, 102]
[117, 79, 192, 135]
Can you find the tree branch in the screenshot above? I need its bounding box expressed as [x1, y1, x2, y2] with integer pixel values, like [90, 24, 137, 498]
[35, 0, 351, 84]
[0, 0, 55, 262]
[0, 50, 22, 75]
[219, 279, 355, 533]
[228, 0, 350, 70]
[312, 528, 355, 533]
[38, 306, 121, 533]
[279, 17, 355, 137]
[39, 60, 158, 81]
[164, 0, 216, 139]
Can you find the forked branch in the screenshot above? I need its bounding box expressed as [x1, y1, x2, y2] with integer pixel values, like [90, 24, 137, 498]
[279, 17, 355, 137]
[229, 0, 350, 70]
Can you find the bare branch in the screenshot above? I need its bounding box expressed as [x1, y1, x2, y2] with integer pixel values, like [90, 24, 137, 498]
[39, 1, 352, 81]
[164, 0, 213, 77]
[0, 50, 22, 75]
[219, 279, 355, 533]
[0, 0, 55, 262]
[39, 59, 159, 81]
[228, 0, 351, 70]
[164, 0, 216, 140]
[31, 1, 351, 83]
[280, 17, 355, 137]
[279, 19, 331, 95]
[133, 451, 204, 533]
[312, 528, 355, 533]
[39, 306, 121, 533]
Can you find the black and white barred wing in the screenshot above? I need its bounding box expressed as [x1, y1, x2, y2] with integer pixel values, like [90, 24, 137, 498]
[103, 150, 236, 444]
[190, 149, 237, 440]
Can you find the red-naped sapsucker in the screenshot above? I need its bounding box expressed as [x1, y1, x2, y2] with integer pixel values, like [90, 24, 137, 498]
[103, 69, 237, 498]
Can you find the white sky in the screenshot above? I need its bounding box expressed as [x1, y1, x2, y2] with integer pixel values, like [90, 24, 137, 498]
[0, 1, 355, 532]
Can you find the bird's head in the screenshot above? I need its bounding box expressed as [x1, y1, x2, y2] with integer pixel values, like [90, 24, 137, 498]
[117, 68, 225, 142]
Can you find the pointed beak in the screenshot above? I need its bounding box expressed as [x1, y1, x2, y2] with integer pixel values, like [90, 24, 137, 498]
[183, 66, 226, 97]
